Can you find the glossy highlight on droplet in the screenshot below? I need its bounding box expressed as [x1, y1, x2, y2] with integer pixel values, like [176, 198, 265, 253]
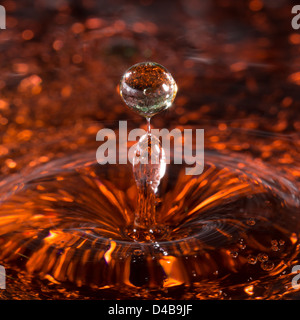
[119, 62, 177, 117]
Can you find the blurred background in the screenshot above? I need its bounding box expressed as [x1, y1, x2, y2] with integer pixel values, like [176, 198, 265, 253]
[0, 0, 299, 142]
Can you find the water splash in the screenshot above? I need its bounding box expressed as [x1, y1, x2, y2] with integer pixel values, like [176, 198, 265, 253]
[129, 133, 167, 240]
[0, 58, 299, 299]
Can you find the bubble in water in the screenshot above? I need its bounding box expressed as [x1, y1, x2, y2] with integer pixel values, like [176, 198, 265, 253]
[230, 251, 238, 258]
[119, 62, 177, 117]
[247, 255, 257, 264]
[257, 253, 269, 262]
[238, 242, 246, 250]
[261, 261, 274, 271]
[271, 240, 278, 246]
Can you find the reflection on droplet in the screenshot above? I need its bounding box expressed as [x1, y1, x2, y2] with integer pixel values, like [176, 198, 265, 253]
[247, 255, 257, 264]
[261, 261, 274, 271]
[257, 253, 269, 262]
[119, 62, 177, 117]
[238, 242, 246, 250]
[230, 251, 238, 258]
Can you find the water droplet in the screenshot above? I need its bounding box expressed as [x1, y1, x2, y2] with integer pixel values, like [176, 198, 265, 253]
[271, 245, 279, 252]
[230, 251, 238, 258]
[271, 240, 278, 246]
[247, 255, 257, 264]
[279, 239, 285, 246]
[261, 261, 274, 271]
[238, 238, 246, 249]
[257, 253, 268, 262]
[238, 243, 246, 250]
[120, 62, 177, 118]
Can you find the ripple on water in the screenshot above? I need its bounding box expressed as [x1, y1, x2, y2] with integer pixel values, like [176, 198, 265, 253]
[0, 148, 299, 299]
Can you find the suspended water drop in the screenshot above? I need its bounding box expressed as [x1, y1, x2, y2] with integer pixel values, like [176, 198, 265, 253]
[119, 61, 177, 118]
[120, 62, 177, 240]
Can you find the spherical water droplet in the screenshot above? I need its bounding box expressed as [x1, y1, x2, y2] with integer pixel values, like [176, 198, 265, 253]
[247, 255, 257, 264]
[238, 243, 246, 250]
[271, 240, 278, 246]
[120, 62, 177, 117]
[238, 238, 247, 249]
[230, 251, 238, 258]
[261, 261, 274, 271]
[257, 253, 268, 262]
